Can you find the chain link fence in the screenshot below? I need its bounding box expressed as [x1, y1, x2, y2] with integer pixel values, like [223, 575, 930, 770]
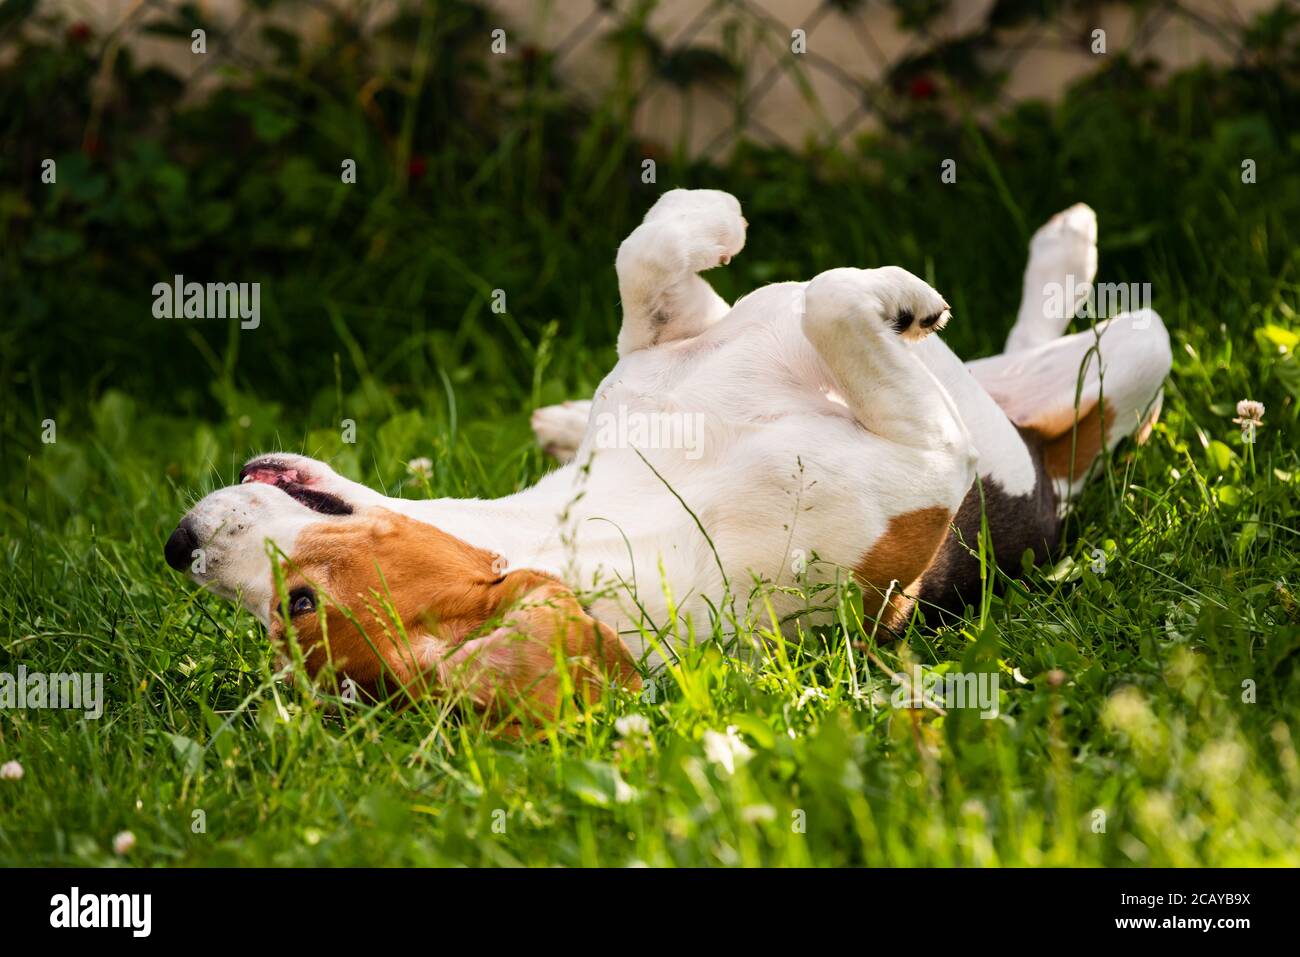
[14, 0, 1292, 158]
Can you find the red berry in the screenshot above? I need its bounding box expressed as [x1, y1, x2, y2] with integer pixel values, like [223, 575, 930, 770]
[407, 155, 428, 180]
[67, 22, 92, 44]
[908, 75, 936, 100]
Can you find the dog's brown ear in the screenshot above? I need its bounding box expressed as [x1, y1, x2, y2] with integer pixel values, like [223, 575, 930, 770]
[437, 571, 641, 724]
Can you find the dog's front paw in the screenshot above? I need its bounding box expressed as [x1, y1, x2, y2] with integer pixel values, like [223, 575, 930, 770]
[530, 401, 591, 463]
[874, 266, 951, 341]
[803, 266, 950, 345]
[642, 188, 746, 272]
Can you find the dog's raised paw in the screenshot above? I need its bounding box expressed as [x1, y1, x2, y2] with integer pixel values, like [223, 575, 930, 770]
[872, 266, 951, 342]
[802, 266, 951, 348]
[642, 189, 747, 273]
[891, 305, 951, 339]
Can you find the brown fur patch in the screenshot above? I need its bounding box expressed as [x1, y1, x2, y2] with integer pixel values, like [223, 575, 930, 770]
[1037, 400, 1115, 481]
[268, 507, 638, 721]
[854, 506, 953, 630]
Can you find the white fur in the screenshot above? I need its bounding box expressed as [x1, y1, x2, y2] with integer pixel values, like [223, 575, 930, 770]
[175, 482, 314, 625]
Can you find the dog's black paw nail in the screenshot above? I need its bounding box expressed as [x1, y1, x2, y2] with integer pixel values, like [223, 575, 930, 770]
[890, 306, 949, 337]
[890, 308, 915, 334]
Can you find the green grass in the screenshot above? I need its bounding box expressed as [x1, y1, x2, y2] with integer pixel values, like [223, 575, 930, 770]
[2, 1, 1300, 866]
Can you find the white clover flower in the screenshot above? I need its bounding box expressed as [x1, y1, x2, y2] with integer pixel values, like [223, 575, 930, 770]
[406, 456, 434, 480]
[702, 725, 754, 775]
[796, 687, 828, 709]
[0, 760, 23, 781]
[1234, 399, 1265, 425]
[615, 714, 651, 737]
[1233, 399, 1265, 443]
[112, 830, 136, 855]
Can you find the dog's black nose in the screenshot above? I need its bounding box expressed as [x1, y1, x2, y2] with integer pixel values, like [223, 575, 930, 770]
[164, 521, 199, 572]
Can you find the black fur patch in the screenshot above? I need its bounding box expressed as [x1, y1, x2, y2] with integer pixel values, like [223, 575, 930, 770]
[891, 308, 915, 334]
[916, 427, 1059, 621]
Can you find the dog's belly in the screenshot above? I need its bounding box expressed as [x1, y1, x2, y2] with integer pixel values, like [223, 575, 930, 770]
[592, 283, 1040, 500]
[563, 283, 1056, 642]
[564, 312, 962, 639]
[586, 283, 857, 438]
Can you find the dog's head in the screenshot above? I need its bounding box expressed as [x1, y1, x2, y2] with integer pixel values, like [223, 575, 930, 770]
[165, 454, 639, 721]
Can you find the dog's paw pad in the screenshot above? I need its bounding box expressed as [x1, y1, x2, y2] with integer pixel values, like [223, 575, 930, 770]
[870, 267, 951, 342]
[891, 306, 951, 340]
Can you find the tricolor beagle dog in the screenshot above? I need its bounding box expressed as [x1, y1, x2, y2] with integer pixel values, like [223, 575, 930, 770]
[165, 189, 1171, 723]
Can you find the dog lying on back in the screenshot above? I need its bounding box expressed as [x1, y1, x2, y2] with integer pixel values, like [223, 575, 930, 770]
[165, 190, 1170, 724]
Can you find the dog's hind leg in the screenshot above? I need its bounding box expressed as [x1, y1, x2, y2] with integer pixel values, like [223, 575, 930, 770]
[530, 400, 591, 464]
[969, 309, 1171, 503]
[615, 189, 747, 355]
[1005, 204, 1098, 354]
